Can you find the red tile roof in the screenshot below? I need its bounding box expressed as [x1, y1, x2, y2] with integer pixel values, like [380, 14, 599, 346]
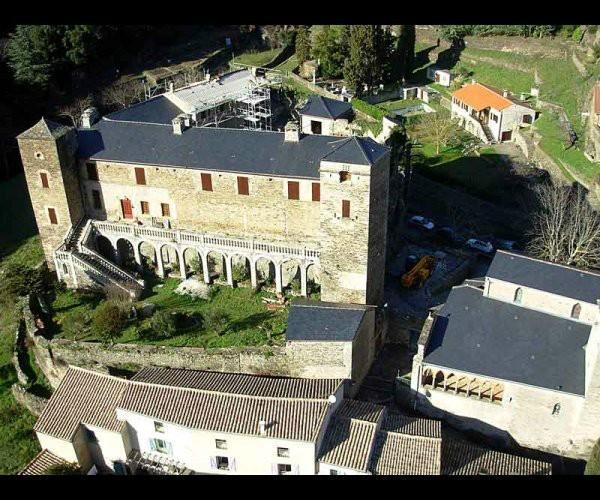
[452, 83, 513, 112]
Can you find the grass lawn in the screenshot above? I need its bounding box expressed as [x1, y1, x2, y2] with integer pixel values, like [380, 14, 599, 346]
[378, 99, 423, 112]
[52, 279, 289, 349]
[275, 55, 298, 74]
[234, 48, 282, 68]
[0, 175, 44, 474]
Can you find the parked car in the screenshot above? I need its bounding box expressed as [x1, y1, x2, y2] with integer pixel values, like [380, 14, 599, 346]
[493, 238, 517, 251]
[435, 226, 463, 247]
[408, 215, 435, 231]
[465, 238, 494, 254]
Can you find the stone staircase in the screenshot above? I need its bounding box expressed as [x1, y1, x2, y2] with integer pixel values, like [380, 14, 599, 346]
[56, 218, 144, 300]
[480, 122, 495, 143]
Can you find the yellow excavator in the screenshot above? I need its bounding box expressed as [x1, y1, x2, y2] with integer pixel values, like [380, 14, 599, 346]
[401, 256, 436, 289]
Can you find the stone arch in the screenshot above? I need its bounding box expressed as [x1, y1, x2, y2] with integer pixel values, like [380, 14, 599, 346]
[571, 303, 581, 320]
[422, 368, 433, 388]
[492, 383, 504, 403]
[456, 376, 469, 395]
[466, 377, 479, 398]
[281, 259, 302, 294]
[480, 380, 492, 400]
[231, 254, 251, 285]
[207, 250, 226, 282]
[183, 247, 202, 279]
[306, 263, 321, 296]
[433, 370, 445, 389]
[96, 235, 115, 262]
[255, 256, 276, 288]
[160, 243, 180, 278]
[444, 373, 456, 391]
[514, 287, 523, 304]
[138, 241, 157, 271]
[116, 238, 136, 271]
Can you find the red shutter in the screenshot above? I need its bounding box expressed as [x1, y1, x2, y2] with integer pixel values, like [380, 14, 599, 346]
[40, 172, 49, 188]
[237, 176, 249, 196]
[48, 207, 58, 225]
[288, 181, 299, 200]
[201, 173, 213, 192]
[342, 200, 350, 218]
[312, 182, 320, 202]
[121, 199, 133, 219]
[135, 167, 146, 185]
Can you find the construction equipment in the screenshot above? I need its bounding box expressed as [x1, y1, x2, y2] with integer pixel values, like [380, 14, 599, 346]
[400, 256, 436, 289]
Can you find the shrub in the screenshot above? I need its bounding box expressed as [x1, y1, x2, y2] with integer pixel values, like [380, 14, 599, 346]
[231, 262, 249, 283]
[1, 264, 49, 297]
[188, 254, 203, 277]
[571, 26, 584, 43]
[91, 301, 127, 344]
[204, 309, 230, 336]
[61, 310, 92, 340]
[149, 310, 177, 339]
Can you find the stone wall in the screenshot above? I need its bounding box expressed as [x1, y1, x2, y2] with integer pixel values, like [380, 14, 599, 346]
[11, 384, 47, 417]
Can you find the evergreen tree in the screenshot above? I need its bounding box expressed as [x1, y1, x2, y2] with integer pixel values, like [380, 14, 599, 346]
[295, 26, 311, 64]
[343, 25, 382, 94]
[312, 26, 345, 79]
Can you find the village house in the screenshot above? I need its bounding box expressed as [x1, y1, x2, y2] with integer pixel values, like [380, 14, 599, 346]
[451, 82, 536, 143]
[17, 91, 391, 307]
[426, 66, 452, 87]
[298, 95, 354, 136]
[21, 366, 551, 475]
[409, 250, 600, 461]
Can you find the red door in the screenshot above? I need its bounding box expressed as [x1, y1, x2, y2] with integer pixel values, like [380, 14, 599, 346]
[121, 198, 133, 219]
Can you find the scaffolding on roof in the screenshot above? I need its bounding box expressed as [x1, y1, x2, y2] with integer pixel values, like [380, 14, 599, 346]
[237, 85, 272, 131]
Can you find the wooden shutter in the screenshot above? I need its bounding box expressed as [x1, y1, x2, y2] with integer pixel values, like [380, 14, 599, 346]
[86, 162, 98, 181]
[135, 167, 146, 185]
[40, 172, 49, 188]
[312, 182, 320, 202]
[161, 203, 170, 217]
[121, 199, 133, 219]
[287, 181, 299, 200]
[237, 176, 249, 195]
[48, 207, 58, 225]
[140, 201, 149, 214]
[201, 173, 213, 192]
[342, 200, 350, 218]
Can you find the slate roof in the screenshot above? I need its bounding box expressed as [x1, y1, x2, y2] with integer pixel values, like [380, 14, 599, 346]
[19, 449, 71, 475]
[424, 285, 591, 395]
[77, 119, 389, 179]
[132, 367, 343, 399]
[18, 118, 71, 140]
[286, 300, 369, 342]
[105, 95, 183, 125]
[34, 367, 128, 441]
[299, 95, 353, 119]
[487, 250, 600, 304]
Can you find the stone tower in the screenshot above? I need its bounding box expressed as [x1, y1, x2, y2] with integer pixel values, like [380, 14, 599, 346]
[318, 137, 390, 306]
[17, 119, 84, 270]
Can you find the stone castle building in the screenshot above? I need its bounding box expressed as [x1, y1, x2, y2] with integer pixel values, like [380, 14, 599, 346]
[409, 250, 600, 460]
[17, 99, 391, 306]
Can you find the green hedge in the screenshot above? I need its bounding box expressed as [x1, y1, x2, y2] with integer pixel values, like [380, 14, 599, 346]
[351, 98, 387, 122]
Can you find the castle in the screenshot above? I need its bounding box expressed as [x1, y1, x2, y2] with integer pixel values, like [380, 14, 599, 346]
[17, 98, 391, 307]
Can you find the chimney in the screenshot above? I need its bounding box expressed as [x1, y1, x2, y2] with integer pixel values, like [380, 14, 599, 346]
[258, 420, 267, 436]
[284, 121, 301, 142]
[168, 82, 174, 93]
[172, 116, 184, 135]
[503, 90, 509, 98]
[81, 107, 99, 128]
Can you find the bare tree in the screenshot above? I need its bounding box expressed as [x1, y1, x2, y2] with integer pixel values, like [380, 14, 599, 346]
[411, 111, 458, 155]
[101, 80, 145, 110]
[527, 182, 600, 269]
[57, 94, 94, 127]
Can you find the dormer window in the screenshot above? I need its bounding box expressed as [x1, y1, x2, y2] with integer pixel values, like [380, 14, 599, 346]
[513, 288, 523, 304]
[571, 303, 581, 320]
[339, 171, 351, 183]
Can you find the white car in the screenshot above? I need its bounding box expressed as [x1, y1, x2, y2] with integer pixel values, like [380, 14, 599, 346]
[409, 215, 435, 231]
[466, 238, 494, 254]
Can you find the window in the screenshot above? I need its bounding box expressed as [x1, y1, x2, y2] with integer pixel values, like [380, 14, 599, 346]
[216, 456, 229, 470]
[287, 181, 299, 200]
[311, 120, 322, 134]
[86, 162, 98, 181]
[277, 447, 289, 458]
[154, 421, 165, 433]
[40, 172, 49, 188]
[216, 439, 227, 450]
[201, 173, 213, 192]
[48, 207, 58, 225]
[237, 176, 249, 196]
[571, 303, 581, 320]
[341, 200, 350, 218]
[312, 182, 320, 202]
[135, 167, 146, 185]
[330, 469, 339, 475]
[35, 151, 44, 160]
[339, 171, 351, 183]
[92, 190, 102, 210]
[277, 464, 292, 475]
[150, 438, 172, 455]
[161, 203, 170, 217]
[140, 201, 150, 215]
[85, 428, 97, 443]
[513, 287, 523, 304]
[490, 113, 498, 123]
